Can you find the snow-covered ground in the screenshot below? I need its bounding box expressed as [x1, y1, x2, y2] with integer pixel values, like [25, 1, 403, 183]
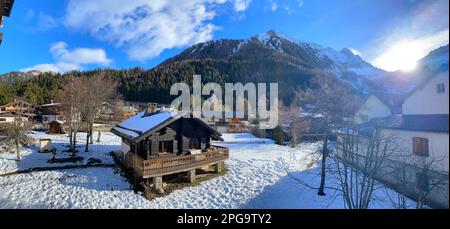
[0, 132, 415, 209]
[0, 131, 120, 174]
[220, 133, 274, 144]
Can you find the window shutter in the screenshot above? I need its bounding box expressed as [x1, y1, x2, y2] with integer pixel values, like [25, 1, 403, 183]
[412, 137, 429, 157]
[421, 138, 429, 157]
[413, 137, 419, 155]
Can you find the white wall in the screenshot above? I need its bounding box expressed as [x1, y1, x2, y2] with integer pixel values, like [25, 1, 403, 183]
[403, 72, 449, 115]
[0, 116, 15, 123]
[42, 115, 65, 125]
[354, 95, 392, 124]
[381, 128, 449, 173]
[0, 117, 29, 124]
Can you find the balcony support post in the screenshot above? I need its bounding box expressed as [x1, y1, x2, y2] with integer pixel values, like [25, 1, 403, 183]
[153, 176, 164, 194]
[188, 169, 196, 183]
[214, 162, 225, 174]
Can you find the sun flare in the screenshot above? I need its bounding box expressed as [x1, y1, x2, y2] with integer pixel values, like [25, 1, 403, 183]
[373, 41, 424, 72]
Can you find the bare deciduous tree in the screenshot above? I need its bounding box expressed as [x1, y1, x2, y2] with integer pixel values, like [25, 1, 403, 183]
[79, 73, 117, 152]
[0, 98, 34, 161]
[56, 74, 84, 154]
[279, 93, 305, 146]
[332, 126, 400, 209]
[298, 72, 359, 196]
[386, 153, 449, 209]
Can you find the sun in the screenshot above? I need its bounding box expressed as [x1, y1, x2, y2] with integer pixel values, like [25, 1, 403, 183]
[373, 41, 424, 72]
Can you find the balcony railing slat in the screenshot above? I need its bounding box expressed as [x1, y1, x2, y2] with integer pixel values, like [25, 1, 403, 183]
[124, 146, 229, 178]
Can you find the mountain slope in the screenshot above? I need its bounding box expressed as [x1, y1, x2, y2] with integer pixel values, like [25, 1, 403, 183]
[161, 30, 386, 94]
[0, 70, 47, 84]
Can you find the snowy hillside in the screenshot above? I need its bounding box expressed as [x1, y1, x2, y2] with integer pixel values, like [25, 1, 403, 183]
[257, 30, 386, 80]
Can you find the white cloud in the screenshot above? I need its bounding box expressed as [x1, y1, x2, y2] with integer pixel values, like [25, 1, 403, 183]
[63, 0, 251, 61]
[36, 13, 58, 32]
[266, 0, 303, 14]
[21, 42, 112, 73]
[24, 9, 35, 22]
[25, 12, 59, 33]
[233, 0, 252, 12]
[270, 2, 278, 11]
[372, 29, 449, 72]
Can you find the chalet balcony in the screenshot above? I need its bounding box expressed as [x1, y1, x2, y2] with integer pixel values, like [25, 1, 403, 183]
[124, 145, 229, 179]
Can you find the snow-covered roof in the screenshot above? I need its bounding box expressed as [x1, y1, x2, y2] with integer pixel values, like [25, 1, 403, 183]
[112, 109, 182, 139]
[40, 103, 61, 107]
[112, 108, 222, 142]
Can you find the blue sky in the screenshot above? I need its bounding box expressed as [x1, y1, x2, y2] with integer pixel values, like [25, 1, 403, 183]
[0, 0, 448, 74]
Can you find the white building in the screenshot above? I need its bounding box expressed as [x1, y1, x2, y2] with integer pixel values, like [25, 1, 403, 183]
[346, 71, 449, 208]
[354, 94, 395, 124]
[381, 72, 449, 173]
[379, 71, 449, 208]
[39, 101, 65, 125]
[0, 112, 31, 124]
[0, 112, 15, 124]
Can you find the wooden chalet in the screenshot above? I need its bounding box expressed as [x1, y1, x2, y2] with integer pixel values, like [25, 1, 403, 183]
[207, 111, 249, 133]
[112, 104, 229, 191]
[0, 98, 34, 113]
[0, 98, 35, 124]
[0, 0, 14, 45]
[37, 101, 65, 134]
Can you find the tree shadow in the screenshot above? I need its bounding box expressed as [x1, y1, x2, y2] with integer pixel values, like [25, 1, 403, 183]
[241, 169, 343, 209]
[56, 167, 131, 192]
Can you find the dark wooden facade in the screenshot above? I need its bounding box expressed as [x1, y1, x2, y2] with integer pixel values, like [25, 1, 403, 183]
[124, 118, 215, 160]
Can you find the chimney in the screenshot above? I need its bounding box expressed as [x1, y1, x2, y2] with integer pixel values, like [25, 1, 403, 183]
[144, 103, 158, 116]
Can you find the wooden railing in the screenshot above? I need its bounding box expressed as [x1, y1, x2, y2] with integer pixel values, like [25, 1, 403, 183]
[124, 146, 229, 178]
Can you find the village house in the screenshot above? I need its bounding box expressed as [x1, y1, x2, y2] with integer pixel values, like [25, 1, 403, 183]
[380, 72, 448, 170]
[0, 98, 35, 125]
[207, 111, 249, 134]
[0, 111, 16, 124]
[0, 0, 14, 45]
[0, 98, 34, 113]
[111, 103, 229, 192]
[347, 71, 449, 208]
[353, 92, 403, 124]
[38, 100, 65, 134]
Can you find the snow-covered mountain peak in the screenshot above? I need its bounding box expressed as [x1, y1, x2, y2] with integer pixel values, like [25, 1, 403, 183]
[340, 48, 358, 56]
[257, 30, 311, 48]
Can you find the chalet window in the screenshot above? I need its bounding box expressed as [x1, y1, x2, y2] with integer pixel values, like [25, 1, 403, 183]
[437, 83, 445, 94]
[416, 172, 429, 192]
[0, 118, 6, 122]
[189, 138, 200, 149]
[412, 137, 429, 157]
[159, 141, 173, 153]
